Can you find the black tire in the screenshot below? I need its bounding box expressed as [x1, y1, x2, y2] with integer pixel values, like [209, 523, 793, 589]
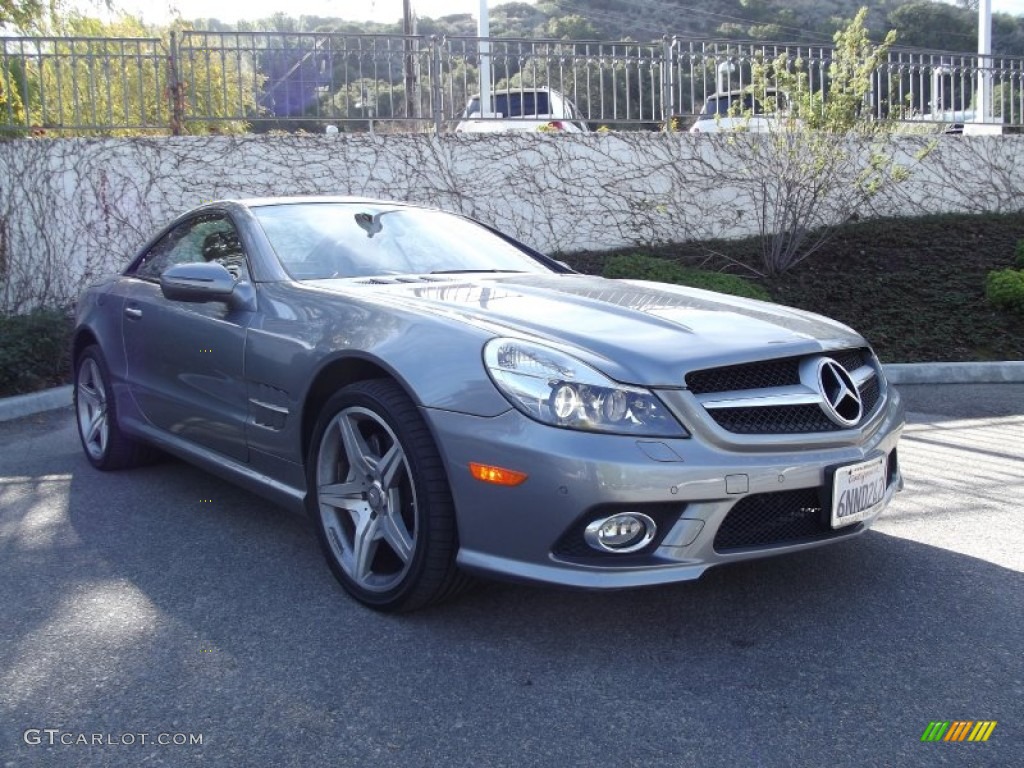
[74, 345, 153, 470]
[306, 379, 468, 612]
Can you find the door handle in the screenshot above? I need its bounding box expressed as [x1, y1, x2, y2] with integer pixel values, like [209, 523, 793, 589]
[124, 306, 143, 319]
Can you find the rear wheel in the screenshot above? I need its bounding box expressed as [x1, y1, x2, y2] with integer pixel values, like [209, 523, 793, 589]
[74, 345, 151, 470]
[307, 379, 466, 612]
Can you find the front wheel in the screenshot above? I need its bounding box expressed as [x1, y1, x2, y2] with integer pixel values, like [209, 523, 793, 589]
[306, 379, 467, 612]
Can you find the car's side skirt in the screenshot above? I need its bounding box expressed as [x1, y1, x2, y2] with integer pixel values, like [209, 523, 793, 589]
[121, 416, 308, 515]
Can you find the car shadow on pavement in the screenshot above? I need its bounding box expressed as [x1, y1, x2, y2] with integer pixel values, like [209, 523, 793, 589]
[2, 411, 1021, 766]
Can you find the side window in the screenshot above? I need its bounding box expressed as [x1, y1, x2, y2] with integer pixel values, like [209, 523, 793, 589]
[132, 214, 250, 282]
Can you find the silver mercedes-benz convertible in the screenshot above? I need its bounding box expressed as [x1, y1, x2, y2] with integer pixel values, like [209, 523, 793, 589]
[72, 197, 904, 611]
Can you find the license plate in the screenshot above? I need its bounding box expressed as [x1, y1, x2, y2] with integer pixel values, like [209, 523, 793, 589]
[831, 455, 888, 529]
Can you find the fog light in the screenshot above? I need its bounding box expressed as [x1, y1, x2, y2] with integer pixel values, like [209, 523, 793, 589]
[584, 513, 657, 553]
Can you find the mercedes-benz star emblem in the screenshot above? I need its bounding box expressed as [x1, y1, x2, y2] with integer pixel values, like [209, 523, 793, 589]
[817, 358, 863, 427]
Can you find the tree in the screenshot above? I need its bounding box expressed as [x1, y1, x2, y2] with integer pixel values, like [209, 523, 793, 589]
[725, 7, 933, 276]
[1, 0, 50, 31]
[778, 7, 898, 133]
[4, 12, 258, 135]
[173, 34, 264, 135]
[888, 1, 975, 53]
[490, 2, 549, 37]
[1, 0, 112, 33]
[993, 12, 1024, 58]
[11, 14, 173, 135]
[546, 15, 597, 40]
[0, 57, 28, 133]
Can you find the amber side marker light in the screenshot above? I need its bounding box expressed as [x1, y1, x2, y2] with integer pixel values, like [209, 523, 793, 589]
[469, 462, 528, 486]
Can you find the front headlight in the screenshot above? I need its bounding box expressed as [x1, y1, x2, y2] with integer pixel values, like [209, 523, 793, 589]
[483, 338, 688, 437]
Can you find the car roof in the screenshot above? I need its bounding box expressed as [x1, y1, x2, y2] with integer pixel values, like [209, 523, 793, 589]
[194, 196, 420, 211]
[246, 196, 413, 208]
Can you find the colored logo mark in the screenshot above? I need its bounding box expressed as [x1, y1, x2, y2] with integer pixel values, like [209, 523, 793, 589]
[920, 721, 997, 742]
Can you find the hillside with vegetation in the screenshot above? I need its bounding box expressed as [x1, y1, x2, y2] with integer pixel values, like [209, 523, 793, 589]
[4, 0, 1022, 53]
[185, 1, 1024, 56]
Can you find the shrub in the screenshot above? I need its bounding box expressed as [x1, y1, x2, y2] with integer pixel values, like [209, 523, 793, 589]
[602, 254, 772, 302]
[726, 9, 930, 277]
[985, 268, 1024, 314]
[1015, 239, 1024, 269]
[0, 308, 74, 398]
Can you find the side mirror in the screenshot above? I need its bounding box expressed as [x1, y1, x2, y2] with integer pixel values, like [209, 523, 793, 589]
[159, 262, 254, 311]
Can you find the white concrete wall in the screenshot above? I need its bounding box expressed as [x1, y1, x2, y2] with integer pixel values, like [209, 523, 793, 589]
[1, 132, 1022, 313]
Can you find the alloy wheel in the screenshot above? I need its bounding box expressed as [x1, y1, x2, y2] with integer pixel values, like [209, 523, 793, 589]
[315, 405, 419, 593]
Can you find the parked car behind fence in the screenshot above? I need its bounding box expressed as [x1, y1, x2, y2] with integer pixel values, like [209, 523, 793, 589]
[455, 87, 589, 133]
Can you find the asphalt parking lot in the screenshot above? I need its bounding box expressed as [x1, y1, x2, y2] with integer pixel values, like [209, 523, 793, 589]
[1, 384, 1021, 767]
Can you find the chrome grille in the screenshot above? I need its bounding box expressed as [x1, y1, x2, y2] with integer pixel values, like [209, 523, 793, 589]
[687, 348, 881, 435]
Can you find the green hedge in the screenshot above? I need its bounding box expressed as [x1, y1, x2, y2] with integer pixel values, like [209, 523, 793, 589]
[602, 253, 772, 302]
[0, 309, 74, 398]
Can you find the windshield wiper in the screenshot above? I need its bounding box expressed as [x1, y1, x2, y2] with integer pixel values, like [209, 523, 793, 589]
[429, 269, 527, 275]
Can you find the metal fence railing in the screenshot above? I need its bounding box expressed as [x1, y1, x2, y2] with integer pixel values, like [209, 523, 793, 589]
[1, 35, 168, 133]
[2, 32, 1023, 135]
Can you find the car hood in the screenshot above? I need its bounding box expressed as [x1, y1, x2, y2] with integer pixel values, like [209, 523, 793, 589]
[310, 273, 866, 387]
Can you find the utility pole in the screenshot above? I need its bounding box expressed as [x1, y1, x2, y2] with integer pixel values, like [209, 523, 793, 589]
[404, 0, 417, 120]
[976, 0, 991, 123]
[479, 0, 491, 117]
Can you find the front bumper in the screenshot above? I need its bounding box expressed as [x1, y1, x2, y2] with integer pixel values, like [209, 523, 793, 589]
[424, 388, 905, 589]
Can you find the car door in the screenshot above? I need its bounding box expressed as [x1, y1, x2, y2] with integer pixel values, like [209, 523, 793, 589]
[122, 213, 254, 462]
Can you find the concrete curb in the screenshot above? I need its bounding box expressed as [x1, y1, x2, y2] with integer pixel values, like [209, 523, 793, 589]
[882, 361, 1024, 385]
[1, 364, 1021, 424]
[0, 385, 73, 423]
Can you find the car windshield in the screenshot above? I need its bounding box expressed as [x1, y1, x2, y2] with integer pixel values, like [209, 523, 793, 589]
[464, 91, 551, 118]
[701, 94, 767, 117]
[252, 203, 555, 280]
